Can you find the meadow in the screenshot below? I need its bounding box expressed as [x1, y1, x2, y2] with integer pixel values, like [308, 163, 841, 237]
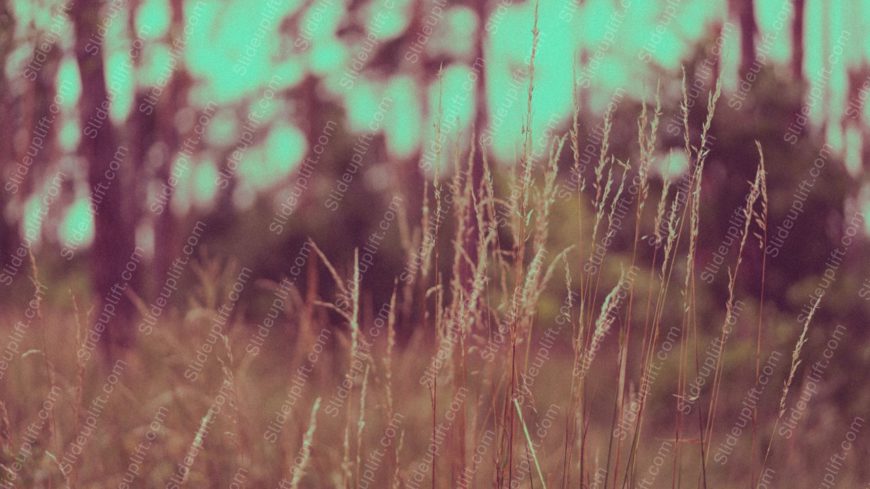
[2, 1, 870, 487]
[2, 58, 867, 488]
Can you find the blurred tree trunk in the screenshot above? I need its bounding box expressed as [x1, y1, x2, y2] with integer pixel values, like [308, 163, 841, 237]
[820, 3, 830, 135]
[2, 5, 50, 247]
[397, 0, 427, 231]
[471, 0, 487, 185]
[0, 1, 16, 260]
[460, 0, 488, 288]
[791, 0, 805, 80]
[153, 0, 189, 284]
[73, 2, 138, 354]
[730, 0, 757, 77]
[126, 0, 159, 290]
[710, 21, 724, 79]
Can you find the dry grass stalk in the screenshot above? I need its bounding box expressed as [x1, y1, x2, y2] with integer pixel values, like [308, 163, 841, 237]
[289, 398, 322, 489]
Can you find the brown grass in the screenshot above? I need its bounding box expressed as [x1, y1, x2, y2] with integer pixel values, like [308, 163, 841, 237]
[0, 31, 860, 489]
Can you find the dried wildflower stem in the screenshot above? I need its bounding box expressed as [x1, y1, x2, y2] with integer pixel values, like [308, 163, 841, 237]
[670, 71, 721, 488]
[289, 398, 322, 489]
[749, 140, 769, 488]
[758, 296, 820, 479]
[514, 399, 548, 489]
[702, 144, 766, 456]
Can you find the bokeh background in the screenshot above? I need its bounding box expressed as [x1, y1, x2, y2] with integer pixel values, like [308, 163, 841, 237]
[1, 0, 869, 311]
[1, 0, 869, 487]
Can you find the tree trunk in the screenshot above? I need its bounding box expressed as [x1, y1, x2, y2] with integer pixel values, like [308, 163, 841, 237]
[150, 0, 189, 286]
[460, 0, 488, 288]
[791, 0, 805, 80]
[731, 0, 758, 77]
[0, 1, 17, 261]
[73, 2, 138, 355]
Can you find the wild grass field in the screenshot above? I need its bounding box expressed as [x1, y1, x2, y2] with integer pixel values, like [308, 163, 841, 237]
[2, 0, 870, 488]
[2, 54, 868, 488]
